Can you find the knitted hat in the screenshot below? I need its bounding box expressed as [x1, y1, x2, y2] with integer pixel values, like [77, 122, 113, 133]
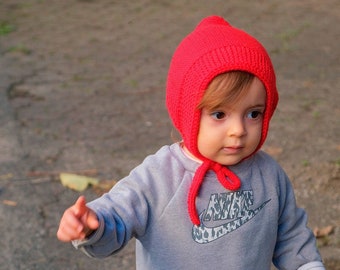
[166, 16, 278, 225]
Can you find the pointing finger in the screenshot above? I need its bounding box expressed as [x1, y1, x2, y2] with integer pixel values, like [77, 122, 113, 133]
[73, 196, 87, 217]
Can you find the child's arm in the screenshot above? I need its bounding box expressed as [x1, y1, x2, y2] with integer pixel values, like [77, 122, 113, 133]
[273, 172, 325, 270]
[57, 196, 99, 242]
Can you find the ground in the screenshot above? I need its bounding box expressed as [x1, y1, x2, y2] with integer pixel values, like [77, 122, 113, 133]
[0, 0, 339, 269]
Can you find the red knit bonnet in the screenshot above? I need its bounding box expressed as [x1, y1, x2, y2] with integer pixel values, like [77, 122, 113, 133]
[166, 16, 278, 225]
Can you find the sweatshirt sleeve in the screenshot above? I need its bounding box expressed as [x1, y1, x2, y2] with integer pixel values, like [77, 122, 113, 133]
[70, 147, 176, 258]
[71, 160, 156, 258]
[297, 261, 325, 270]
[272, 169, 324, 269]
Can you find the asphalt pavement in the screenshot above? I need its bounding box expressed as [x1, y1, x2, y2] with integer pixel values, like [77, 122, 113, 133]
[0, 1, 339, 269]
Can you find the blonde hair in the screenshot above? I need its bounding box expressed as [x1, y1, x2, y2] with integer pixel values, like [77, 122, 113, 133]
[197, 71, 255, 111]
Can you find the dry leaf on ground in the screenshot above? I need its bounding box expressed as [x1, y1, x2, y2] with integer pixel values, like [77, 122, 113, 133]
[92, 179, 118, 195]
[60, 173, 99, 191]
[3, 200, 18, 206]
[313, 226, 335, 238]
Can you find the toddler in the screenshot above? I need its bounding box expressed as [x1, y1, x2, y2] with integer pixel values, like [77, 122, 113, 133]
[57, 16, 325, 270]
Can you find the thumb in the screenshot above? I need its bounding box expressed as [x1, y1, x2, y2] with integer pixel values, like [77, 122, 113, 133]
[86, 210, 100, 230]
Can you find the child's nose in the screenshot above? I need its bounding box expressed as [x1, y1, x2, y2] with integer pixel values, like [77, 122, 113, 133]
[228, 117, 247, 137]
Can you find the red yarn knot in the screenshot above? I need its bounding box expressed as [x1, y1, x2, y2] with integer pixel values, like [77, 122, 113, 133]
[188, 161, 241, 225]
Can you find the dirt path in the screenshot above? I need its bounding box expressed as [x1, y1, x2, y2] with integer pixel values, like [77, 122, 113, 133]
[0, 0, 339, 269]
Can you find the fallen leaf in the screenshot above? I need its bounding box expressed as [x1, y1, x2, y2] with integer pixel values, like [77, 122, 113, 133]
[3, 200, 17, 206]
[60, 173, 99, 191]
[313, 226, 335, 238]
[0, 173, 14, 180]
[92, 179, 118, 195]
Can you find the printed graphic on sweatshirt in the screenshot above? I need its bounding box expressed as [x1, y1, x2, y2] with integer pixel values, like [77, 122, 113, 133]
[192, 190, 270, 244]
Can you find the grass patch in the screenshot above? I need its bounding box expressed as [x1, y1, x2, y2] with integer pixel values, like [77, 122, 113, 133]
[0, 21, 15, 36]
[7, 44, 31, 55]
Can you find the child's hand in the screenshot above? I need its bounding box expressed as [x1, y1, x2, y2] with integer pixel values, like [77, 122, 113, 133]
[57, 196, 99, 242]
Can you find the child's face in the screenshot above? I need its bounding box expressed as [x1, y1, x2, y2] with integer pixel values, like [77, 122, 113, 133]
[197, 77, 266, 166]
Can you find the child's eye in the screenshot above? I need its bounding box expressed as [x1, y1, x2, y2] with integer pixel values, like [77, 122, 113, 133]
[211, 111, 226, 120]
[247, 110, 262, 119]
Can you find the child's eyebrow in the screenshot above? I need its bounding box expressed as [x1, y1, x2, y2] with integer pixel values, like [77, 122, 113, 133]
[250, 103, 266, 107]
[248, 104, 266, 110]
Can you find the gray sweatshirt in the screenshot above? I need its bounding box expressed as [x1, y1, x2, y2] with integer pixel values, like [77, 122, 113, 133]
[74, 143, 324, 270]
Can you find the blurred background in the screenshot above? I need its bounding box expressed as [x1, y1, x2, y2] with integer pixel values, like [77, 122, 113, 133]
[0, 0, 339, 269]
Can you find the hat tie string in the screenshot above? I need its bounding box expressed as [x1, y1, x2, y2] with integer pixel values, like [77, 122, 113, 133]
[188, 160, 241, 225]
